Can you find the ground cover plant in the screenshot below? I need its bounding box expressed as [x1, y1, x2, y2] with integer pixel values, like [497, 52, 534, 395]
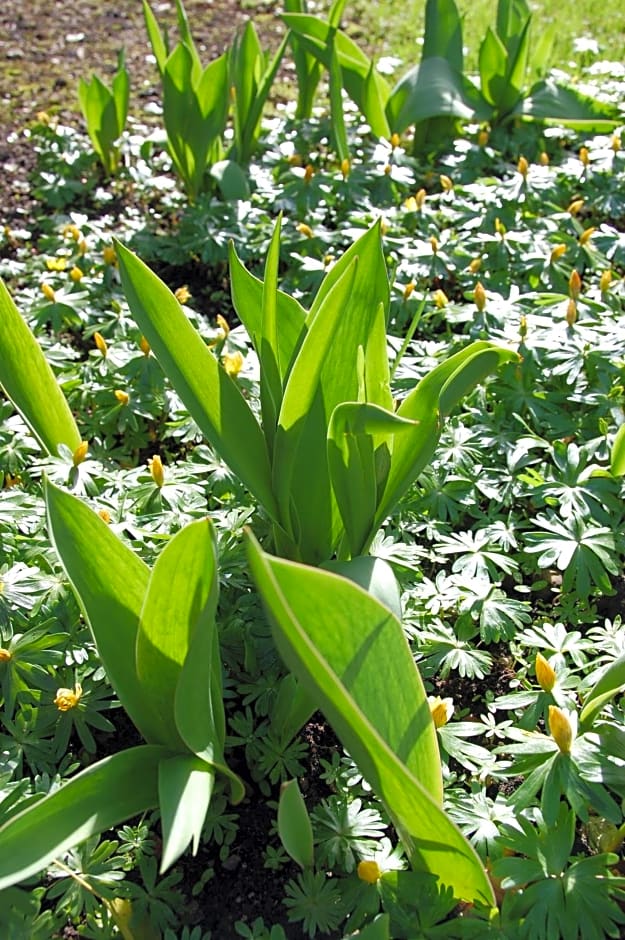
[1, 1, 625, 937]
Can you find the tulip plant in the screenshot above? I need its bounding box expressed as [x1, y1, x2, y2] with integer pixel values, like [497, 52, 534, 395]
[284, 0, 620, 153]
[115, 219, 518, 566]
[77, 50, 129, 176]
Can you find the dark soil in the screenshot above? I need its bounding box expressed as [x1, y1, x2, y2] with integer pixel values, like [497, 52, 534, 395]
[0, 0, 284, 226]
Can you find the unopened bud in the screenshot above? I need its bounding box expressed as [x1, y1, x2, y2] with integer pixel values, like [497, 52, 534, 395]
[94, 331, 108, 357]
[550, 244, 566, 264]
[303, 164, 314, 183]
[383, 163, 392, 175]
[54, 683, 83, 712]
[72, 441, 89, 466]
[579, 147, 589, 166]
[519, 314, 528, 339]
[216, 313, 230, 337]
[539, 151, 550, 166]
[0, 648, 12, 662]
[102, 245, 117, 265]
[390, 132, 400, 149]
[568, 198, 584, 215]
[403, 281, 416, 300]
[69, 266, 83, 282]
[297, 223, 314, 238]
[569, 269, 581, 299]
[548, 705, 574, 753]
[440, 174, 453, 192]
[222, 350, 244, 377]
[474, 281, 487, 312]
[433, 289, 448, 308]
[611, 134, 621, 153]
[477, 129, 489, 147]
[517, 155, 529, 177]
[140, 335, 151, 356]
[148, 454, 165, 487]
[114, 389, 129, 405]
[495, 218, 506, 238]
[579, 227, 595, 246]
[41, 282, 56, 302]
[535, 653, 556, 692]
[566, 298, 577, 326]
[340, 157, 350, 179]
[600, 269, 613, 293]
[415, 187, 426, 208]
[404, 196, 418, 212]
[430, 235, 439, 254]
[468, 258, 481, 274]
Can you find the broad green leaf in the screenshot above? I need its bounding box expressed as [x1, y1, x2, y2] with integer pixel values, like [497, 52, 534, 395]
[136, 519, 219, 750]
[259, 217, 283, 457]
[0, 745, 167, 891]
[278, 779, 314, 869]
[231, 28, 289, 164]
[247, 536, 494, 905]
[479, 27, 510, 108]
[272, 259, 359, 562]
[281, 14, 390, 137]
[342, 915, 390, 940]
[143, 0, 169, 72]
[229, 241, 306, 383]
[116, 242, 278, 521]
[45, 481, 162, 745]
[0, 279, 81, 455]
[580, 654, 625, 729]
[422, 0, 464, 67]
[327, 402, 415, 557]
[610, 424, 625, 477]
[387, 58, 480, 135]
[209, 160, 250, 200]
[374, 343, 517, 533]
[520, 79, 620, 130]
[322, 556, 402, 621]
[158, 754, 214, 872]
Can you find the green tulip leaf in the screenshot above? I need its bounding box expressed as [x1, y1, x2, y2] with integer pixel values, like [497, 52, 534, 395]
[158, 754, 214, 872]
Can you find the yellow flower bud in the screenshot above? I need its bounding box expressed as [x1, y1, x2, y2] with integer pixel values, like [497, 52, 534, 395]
[495, 218, 506, 238]
[550, 244, 566, 264]
[519, 314, 528, 340]
[579, 227, 595, 246]
[94, 331, 108, 357]
[46, 256, 67, 272]
[216, 313, 230, 337]
[288, 153, 303, 167]
[0, 648, 12, 662]
[72, 441, 89, 466]
[54, 683, 82, 712]
[41, 282, 56, 302]
[535, 653, 556, 692]
[474, 282, 487, 312]
[433, 289, 448, 309]
[468, 258, 481, 274]
[222, 350, 244, 378]
[357, 860, 382, 884]
[390, 132, 401, 149]
[477, 129, 489, 147]
[174, 285, 191, 305]
[62, 224, 81, 241]
[148, 454, 165, 487]
[611, 134, 621, 153]
[140, 335, 151, 356]
[568, 269, 581, 300]
[566, 298, 577, 326]
[70, 266, 83, 282]
[567, 198, 584, 215]
[428, 695, 454, 728]
[380, 218, 389, 236]
[539, 151, 550, 166]
[304, 164, 314, 183]
[98, 509, 112, 524]
[383, 163, 392, 175]
[600, 269, 613, 293]
[517, 155, 529, 177]
[430, 235, 439, 254]
[548, 705, 574, 754]
[579, 147, 589, 166]
[114, 389, 130, 405]
[415, 187, 426, 209]
[440, 174, 453, 192]
[404, 196, 418, 212]
[78, 238, 88, 256]
[403, 281, 416, 300]
[36, 111, 50, 125]
[297, 223, 314, 238]
[102, 245, 117, 266]
[341, 157, 350, 179]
